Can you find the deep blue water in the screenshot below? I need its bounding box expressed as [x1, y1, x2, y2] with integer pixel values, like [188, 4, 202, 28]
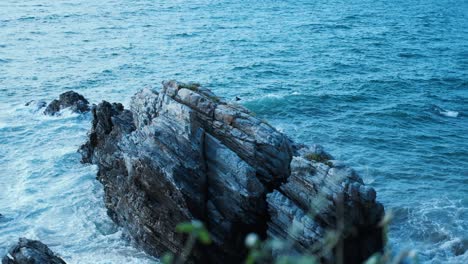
[0, 0, 467, 263]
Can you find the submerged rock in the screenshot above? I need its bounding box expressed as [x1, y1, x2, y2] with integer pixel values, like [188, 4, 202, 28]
[44, 91, 90, 115]
[25, 100, 47, 112]
[80, 80, 384, 263]
[2, 238, 66, 264]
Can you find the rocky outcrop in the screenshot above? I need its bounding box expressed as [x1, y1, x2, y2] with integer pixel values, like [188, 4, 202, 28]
[80, 81, 384, 263]
[44, 91, 89, 115]
[2, 238, 66, 264]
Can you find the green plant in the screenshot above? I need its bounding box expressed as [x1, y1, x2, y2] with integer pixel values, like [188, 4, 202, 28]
[162, 220, 212, 264]
[207, 94, 221, 103]
[163, 186, 417, 264]
[178, 82, 201, 92]
[304, 153, 333, 167]
[242, 211, 418, 264]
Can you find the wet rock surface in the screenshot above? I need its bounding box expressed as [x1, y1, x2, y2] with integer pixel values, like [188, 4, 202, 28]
[44, 91, 90, 115]
[80, 81, 385, 263]
[25, 100, 47, 112]
[2, 238, 66, 264]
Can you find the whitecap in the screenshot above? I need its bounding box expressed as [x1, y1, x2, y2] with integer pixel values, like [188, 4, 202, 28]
[439, 110, 459, 118]
[432, 105, 459, 118]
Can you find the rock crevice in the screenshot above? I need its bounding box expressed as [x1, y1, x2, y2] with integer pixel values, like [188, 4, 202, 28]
[80, 81, 384, 263]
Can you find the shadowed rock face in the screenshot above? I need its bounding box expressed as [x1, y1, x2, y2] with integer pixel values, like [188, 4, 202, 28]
[80, 81, 384, 263]
[44, 91, 90, 115]
[2, 238, 66, 264]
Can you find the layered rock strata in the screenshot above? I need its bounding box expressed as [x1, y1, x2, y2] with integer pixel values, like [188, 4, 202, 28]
[80, 81, 384, 263]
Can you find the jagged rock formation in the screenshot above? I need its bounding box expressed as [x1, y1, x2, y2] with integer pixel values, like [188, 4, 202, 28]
[44, 91, 89, 115]
[2, 238, 66, 264]
[80, 81, 384, 263]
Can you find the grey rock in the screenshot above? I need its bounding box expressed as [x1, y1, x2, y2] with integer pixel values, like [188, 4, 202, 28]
[267, 190, 325, 252]
[44, 91, 89, 115]
[25, 100, 47, 112]
[80, 81, 384, 263]
[451, 238, 468, 256]
[270, 149, 384, 263]
[2, 238, 66, 264]
[359, 185, 377, 203]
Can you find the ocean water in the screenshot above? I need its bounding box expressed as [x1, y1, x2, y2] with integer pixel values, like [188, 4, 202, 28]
[0, 0, 467, 263]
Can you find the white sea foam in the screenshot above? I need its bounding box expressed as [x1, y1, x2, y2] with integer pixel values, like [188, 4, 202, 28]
[439, 110, 459, 118]
[433, 105, 459, 118]
[0, 106, 159, 263]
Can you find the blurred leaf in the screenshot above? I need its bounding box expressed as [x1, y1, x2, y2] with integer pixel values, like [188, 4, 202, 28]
[176, 222, 194, 233]
[245, 253, 255, 264]
[364, 253, 382, 264]
[245, 250, 262, 264]
[275, 255, 317, 264]
[379, 211, 393, 227]
[197, 229, 212, 245]
[161, 253, 174, 264]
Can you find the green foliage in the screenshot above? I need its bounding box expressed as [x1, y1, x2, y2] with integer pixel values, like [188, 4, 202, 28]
[245, 233, 265, 264]
[161, 253, 174, 264]
[176, 220, 212, 245]
[178, 82, 201, 91]
[304, 153, 328, 163]
[207, 94, 221, 103]
[163, 220, 212, 264]
[304, 153, 333, 167]
[364, 254, 381, 264]
[163, 192, 417, 264]
[175, 222, 196, 233]
[275, 255, 318, 264]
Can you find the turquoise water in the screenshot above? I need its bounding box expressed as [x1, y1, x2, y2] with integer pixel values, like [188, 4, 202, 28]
[0, 0, 467, 263]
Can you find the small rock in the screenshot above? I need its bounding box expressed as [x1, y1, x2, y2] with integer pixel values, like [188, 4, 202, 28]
[349, 182, 361, 201]
[359, 185, 376, 202]
[44, 91, 90, 115]
[25, 100, 47, 112]
[452, 238, 468, 256]
[2, 238, 66, 264]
